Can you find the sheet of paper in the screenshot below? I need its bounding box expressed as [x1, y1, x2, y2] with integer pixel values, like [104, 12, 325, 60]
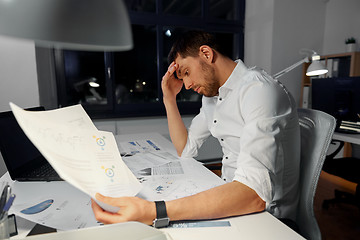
[117, 139, 164, 155]
[137, 158, 225, 201]
[136, 161, 185, 177]
[0, 172, 99, 231]
[30, 104, 98, 131]
[122, 151, 178, 173]
[10, 103, 141, 212]
[10, 181, 101, 231]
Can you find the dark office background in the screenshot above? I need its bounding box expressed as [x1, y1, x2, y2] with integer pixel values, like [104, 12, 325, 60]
[37, 0, 246, 119]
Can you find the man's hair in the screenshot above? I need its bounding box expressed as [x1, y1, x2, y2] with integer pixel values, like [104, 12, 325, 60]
[167, 31, 221, 64]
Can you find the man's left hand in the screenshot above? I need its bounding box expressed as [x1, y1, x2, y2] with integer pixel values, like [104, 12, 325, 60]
[91, 193, 156, 225]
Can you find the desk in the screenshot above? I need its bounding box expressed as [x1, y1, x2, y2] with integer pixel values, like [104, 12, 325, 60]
[2, 132, 304, 239]
[332, 132, 360, 157]
[333, 132, 360, 145]
[18, 212, 304, 240]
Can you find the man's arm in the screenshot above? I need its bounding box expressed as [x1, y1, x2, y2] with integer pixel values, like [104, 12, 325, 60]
[92, 181, 265, 225]
[161, 62, 188, 156]
[166, 181, 265, 221]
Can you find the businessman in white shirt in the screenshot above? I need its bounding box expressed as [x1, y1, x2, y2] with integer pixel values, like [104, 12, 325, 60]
[92, 31, 301, 228]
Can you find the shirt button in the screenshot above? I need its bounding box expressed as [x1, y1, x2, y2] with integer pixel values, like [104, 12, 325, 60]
[225, 156, 228, 159]
[214, 120, 217, 123]
[219, 97, 222, 101]
[221, 138, 224, 141]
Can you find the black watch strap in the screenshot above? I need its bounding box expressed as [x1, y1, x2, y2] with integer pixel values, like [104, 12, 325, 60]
[153, 201, 169, 228]
[155, 201, 167, 219]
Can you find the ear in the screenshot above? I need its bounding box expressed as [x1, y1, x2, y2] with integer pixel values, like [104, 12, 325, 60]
[199, 45, 214, 63]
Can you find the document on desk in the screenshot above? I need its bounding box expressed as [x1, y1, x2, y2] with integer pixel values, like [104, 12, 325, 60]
[138, 158, 225, 201]
[9, 103, 141, 212]
[118, 139, 165, 154]
[0, 172, 100, 231]
[117, 139, 178, 173]
[11, 180, 101, 231]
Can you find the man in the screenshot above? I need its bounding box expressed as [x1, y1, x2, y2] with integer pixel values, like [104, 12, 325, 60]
[91, 31, 300, 227]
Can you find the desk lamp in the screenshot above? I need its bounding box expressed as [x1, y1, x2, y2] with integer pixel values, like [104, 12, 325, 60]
[73, 77, 100, 91]
[273, 49, 328, 79]
[0, 0, 133, 51]
[74, 77, 103, 102]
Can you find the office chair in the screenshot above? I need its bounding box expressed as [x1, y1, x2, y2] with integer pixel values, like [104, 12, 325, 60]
[296, 108, 336, 240]
[322, 140, 360, 209]
[203, 108, 336, 239]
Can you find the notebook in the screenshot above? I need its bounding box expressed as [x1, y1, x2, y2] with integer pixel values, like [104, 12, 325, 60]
[0, 107, 62, 181]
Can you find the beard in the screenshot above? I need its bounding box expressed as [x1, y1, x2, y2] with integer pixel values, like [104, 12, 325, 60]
[199, 60, 219, 97]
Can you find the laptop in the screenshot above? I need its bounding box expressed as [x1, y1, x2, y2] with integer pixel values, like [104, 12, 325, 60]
[0, 107, 62, 181]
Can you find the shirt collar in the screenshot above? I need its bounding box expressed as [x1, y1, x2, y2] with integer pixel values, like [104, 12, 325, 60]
[219, 59, 248, 93]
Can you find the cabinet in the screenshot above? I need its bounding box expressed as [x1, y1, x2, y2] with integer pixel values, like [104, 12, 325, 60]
[301, 51, 360, 157]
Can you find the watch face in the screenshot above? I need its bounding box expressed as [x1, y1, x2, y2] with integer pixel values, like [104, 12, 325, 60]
[154, 217, 170, 228]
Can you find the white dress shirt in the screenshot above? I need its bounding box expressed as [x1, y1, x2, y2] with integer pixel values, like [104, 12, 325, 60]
[181, 60, 301, 220]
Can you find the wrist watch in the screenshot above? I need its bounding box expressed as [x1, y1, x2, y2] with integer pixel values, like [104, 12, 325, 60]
[153, 201, 170, 228]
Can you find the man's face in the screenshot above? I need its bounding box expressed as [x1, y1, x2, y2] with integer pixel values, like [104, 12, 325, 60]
[175, 56, 219, 97]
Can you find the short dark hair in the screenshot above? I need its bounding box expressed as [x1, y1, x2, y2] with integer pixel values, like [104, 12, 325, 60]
[167, 31, 220, 64]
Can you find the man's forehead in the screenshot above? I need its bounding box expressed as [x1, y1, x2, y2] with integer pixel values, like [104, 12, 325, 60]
[174, 56, 186, 76]
[174, 55, 185, 65]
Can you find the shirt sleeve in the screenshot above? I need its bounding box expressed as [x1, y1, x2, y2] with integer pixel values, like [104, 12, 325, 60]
[181, 105, 212, 158]
[233, 72, 292, 206]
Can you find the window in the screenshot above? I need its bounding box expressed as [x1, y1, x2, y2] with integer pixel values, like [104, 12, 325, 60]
[53, 0, 245, 118]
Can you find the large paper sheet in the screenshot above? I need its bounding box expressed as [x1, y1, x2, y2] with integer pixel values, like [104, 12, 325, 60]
[11, 180, 101, 231]
[137, 158, 224, 201]
[10, 103, 141, 212]
[0, 172, 99, 232]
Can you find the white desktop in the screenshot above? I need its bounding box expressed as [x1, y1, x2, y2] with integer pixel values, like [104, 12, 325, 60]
[1, 132, 304, 240]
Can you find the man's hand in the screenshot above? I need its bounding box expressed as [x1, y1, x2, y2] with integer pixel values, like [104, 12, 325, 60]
[91, 193, 156, 225]
[161, 61, 183, 101]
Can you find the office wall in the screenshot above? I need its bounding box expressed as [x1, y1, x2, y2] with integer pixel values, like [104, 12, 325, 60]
[323, 0, 360, 54]
[244, 0, 327, 107]
[0, 36, 39, 112]
[0, 36, 39, 175]
[243, 0, 275, 73]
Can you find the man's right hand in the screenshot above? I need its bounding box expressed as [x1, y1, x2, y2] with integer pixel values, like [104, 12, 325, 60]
[161, 61, 183, 101]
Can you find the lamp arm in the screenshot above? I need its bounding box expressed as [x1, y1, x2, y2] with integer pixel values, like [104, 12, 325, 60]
[273, 57, 309, 79]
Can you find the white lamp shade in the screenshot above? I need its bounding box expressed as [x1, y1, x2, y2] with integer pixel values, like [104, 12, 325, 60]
[0, 0, 133, 51]
[306, 60, 328, 76]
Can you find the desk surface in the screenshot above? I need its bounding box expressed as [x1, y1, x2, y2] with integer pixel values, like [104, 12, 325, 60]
[3, 132, 304, 240]
[161, 212, 304, 240]
[19, 212, 304, 240]
[333, 132, 360, 145]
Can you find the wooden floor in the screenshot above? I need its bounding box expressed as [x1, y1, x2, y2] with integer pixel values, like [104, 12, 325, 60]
[314, 174, 360, 240]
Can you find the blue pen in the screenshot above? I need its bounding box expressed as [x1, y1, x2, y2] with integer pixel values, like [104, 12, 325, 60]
[2, 194, 16, 212]
[0, 184, 10, 212]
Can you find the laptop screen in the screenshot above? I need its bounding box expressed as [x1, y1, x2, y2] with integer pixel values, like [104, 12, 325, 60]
[0, 107, 46, 177]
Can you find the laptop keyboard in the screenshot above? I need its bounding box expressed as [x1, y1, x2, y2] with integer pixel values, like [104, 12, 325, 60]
[21, 164, 62, 181]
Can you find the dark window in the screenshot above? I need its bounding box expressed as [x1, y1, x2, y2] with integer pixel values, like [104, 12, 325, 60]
[113, 25, 158, 105]
[124, 0, 156, 13]
[163, 0, 202, 17]
[62, 51, 107, 106]
[53, 0, 245, 118]
[210, 0, 238, 20]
